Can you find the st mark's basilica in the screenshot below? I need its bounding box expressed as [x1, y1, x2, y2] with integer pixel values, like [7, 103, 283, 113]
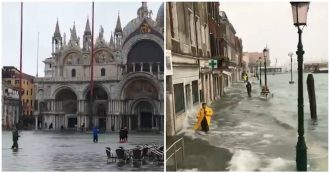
[34, 2, 164, 132]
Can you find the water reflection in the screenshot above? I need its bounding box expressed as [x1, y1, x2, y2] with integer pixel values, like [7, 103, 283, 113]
[2, 131, 163, 171]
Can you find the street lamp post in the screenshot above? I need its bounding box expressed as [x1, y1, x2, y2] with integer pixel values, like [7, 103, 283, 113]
[290, 1, 310, 171]
[256, 60, 259, 80]
[289, 52, 295, 84]
[263, 48, 268, 87]
[261, 49, 270, 96]
[259, 57, 262, 86]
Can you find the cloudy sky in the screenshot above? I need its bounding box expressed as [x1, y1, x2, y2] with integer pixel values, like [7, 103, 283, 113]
[2, 1, 162, 77]
[221, 1, 328, 67]
[1, 1, 328, 76]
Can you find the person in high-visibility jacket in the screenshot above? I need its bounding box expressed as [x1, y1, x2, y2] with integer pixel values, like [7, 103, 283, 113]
[194, 103, 214, 132]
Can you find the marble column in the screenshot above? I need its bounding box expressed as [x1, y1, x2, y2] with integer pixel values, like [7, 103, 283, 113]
[35, 115, 38, 130]
[157, 62, 160, 73]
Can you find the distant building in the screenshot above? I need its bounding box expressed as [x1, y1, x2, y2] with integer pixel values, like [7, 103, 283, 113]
[2, 81, 20, 129]
[304, 62, 328, 72]
[2, 66, 36, 117]
[243, 51, 271, 73]
[208, 2, 230, 98]
[219, 11, 243, 82]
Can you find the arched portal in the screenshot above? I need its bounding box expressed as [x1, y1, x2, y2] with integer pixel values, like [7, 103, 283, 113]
[85, 86, 108, 130]
[127, 40, 164, 72]
[55, 89, 77, 114]
[55, 89, 78, 128]
[135, 101, 153, 129]
[121, 78, 160, 130]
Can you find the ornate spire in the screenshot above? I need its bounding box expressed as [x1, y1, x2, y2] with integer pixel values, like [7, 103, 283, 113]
[71, 22, 77, 40]
[109, 31, 114, 48]
[63, 32, 66, 45]
[68, 22, 80, 48]
[95, 25, 106, 48]
[84, 17, 91, 35]
[54, 18, 61, 37]
[142, 2, 147, 8]
[137, 2, 149, 18]
[115, 12, 122, 33]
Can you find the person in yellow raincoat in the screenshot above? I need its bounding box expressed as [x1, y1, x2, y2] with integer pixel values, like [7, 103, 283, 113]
[194, 103, 213, 132]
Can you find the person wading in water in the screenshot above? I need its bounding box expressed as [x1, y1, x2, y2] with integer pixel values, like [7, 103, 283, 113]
[246, 81, 252, 97]
[194, 103, 214, 133]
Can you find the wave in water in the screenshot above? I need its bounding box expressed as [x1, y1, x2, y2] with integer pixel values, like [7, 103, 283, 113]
[227, 150, 295, 171]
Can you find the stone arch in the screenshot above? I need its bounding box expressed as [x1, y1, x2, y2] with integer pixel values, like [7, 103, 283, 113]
[60, 49, 83, 66]
[121, 34, 163, 64]
[39, 101, 48, 112]
[129, 98, 160, 130]
[119, 73, 161, 100]
[130, 98, 159, 115]
[51, 85, 79, 99]
[55, 88, 78, 114]
[127, 40, 163, 64]
[94, 48, 114, 64]
[83, 84, 110, 100]
[83, 84, 109, 117]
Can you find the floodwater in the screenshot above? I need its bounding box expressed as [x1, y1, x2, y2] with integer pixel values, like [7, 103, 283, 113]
[167, 73, 328, 171]
[2, 131, 164, 171]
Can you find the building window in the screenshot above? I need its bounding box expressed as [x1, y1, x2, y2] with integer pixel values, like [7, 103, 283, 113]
[7, 80, 11, 84]
[185, 84, 191, 108]
[27, 90, 29, 95]
[171, 2, 179, 39]
[34, 100, 38, 111]
[31, 89, 32, 95]
[188, 10, 196, 45]
[201, 24, 206, 44]
[71, 69, 76, 77]
[49, 64, 52, 68]
[101, 68, 105, 76]
[15, 80, 19, 84]
[196, 17, 202, 48]
[174, 83, 185, 114]
[192, 80, 199, 104]
[31, 100, 33, 107]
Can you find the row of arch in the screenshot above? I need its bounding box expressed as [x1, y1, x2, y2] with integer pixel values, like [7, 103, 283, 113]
[46, 72, 161, 100]
[70, 68, 106, 77]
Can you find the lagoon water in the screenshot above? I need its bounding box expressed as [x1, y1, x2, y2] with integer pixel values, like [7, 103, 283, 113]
[168, 73, 328, 171]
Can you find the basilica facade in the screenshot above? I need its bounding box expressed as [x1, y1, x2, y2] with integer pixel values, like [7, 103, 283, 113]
[34, 2, 164, 132]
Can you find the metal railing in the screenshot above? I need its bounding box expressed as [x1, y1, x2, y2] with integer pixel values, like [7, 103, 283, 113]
[166, 137, 184, 171]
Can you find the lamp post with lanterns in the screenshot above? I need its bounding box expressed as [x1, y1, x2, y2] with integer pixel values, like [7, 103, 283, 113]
[263, 48, 268, 87]
[256, 60, 259, 80]
[261, 48, 270, 95]
[288, 52, 295, 84]
[290, 1, 310, 171]
[259, 57, 262, 86]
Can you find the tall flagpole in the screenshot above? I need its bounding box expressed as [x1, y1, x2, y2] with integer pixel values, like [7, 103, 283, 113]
[36, 32, 39, 77]
[89, 1, 95, 129]
[18, 2, 23, 128]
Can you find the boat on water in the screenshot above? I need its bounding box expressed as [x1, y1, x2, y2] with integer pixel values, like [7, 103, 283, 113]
[260, 67, 289, 75]
[313, 68, 328, 73]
